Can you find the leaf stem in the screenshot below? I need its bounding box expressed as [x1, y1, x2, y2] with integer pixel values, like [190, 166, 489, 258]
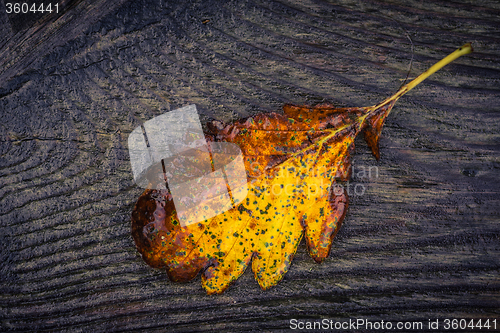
[376, 43, 473, 109]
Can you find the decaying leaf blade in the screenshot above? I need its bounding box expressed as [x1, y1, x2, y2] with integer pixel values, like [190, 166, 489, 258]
[131, 43, 473, 294]
[201, 122, 361, 292]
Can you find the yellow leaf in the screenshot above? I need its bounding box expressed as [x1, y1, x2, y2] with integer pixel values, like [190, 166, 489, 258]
[131, 43, 473, 294]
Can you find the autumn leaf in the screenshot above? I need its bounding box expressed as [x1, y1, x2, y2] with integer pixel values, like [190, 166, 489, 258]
[131, 43, 473, 294]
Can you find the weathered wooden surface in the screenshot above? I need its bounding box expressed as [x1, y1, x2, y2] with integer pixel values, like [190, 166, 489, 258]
[1, 0, 499, 331]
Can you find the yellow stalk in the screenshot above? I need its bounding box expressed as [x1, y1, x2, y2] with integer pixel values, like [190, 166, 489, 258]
[374, 43, 473, 110]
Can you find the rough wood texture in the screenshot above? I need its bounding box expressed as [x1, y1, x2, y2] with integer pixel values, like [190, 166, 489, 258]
[1, 0, 499, 331]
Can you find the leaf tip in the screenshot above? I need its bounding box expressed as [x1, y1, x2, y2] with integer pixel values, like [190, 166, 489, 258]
[363, 127, 381, 160]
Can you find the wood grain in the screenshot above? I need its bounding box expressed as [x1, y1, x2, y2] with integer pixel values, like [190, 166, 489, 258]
[1, 0, 499, 331]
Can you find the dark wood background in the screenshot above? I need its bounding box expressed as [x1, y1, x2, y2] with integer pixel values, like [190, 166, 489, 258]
[1, 0, 499, 331]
